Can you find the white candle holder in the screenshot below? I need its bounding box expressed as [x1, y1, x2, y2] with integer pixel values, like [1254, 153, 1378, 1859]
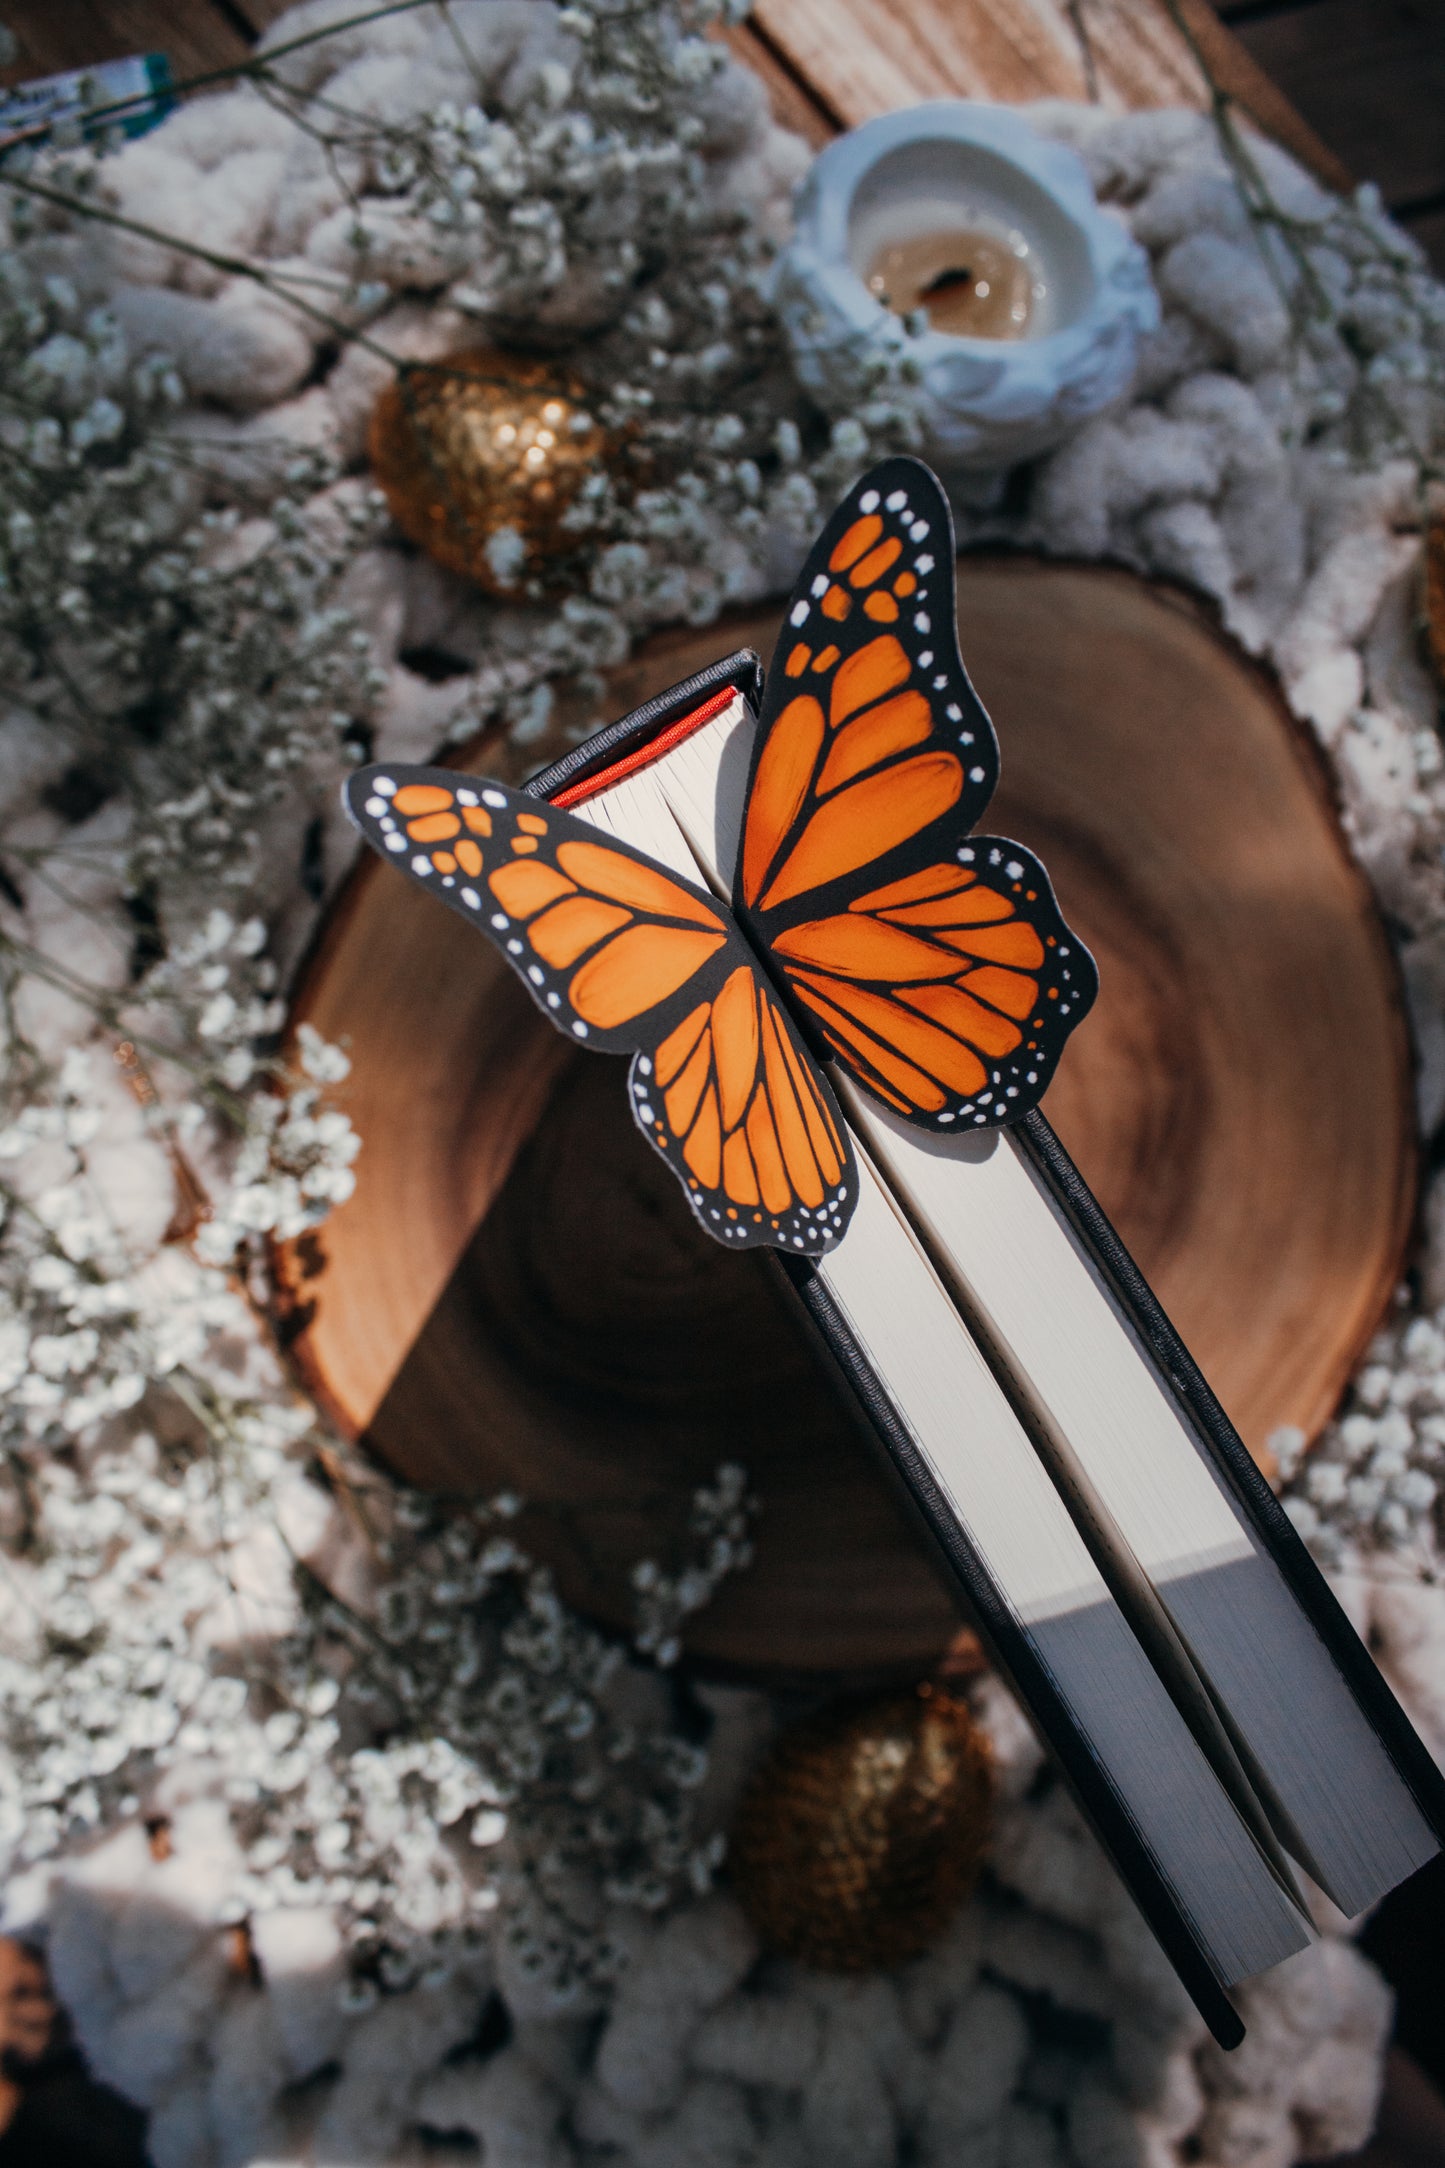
[775, 103, 1159, 471]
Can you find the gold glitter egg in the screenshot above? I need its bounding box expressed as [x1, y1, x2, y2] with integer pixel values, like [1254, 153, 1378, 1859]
[729, 1683, 993, 1972]
[368, 346, 613, 598]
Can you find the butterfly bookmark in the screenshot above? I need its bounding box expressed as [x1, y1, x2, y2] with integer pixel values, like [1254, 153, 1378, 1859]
[345, 458, 1096, 1257]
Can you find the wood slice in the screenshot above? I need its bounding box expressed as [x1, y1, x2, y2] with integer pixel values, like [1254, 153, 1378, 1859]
[275, 557, 1414, 1677]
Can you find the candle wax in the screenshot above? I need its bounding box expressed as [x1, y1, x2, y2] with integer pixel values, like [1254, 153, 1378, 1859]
[867, 226, 1037, 340]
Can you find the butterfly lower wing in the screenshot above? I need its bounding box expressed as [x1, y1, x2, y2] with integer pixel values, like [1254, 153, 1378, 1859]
[776, 837, 1098, 1130]
[629, 966, 856, 1251]
[344, 762, 856, 1253]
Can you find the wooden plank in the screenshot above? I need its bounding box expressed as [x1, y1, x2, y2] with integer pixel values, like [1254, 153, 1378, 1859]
[752, 0, 1095, 109]
[725, 20, 836, 146]
[1227, 0, 1445, 212]
[750, 0, 1349, 187]
[0, 1, 248, 89]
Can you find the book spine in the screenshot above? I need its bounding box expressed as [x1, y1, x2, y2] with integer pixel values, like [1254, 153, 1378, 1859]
[773, 1253, 1245, 2049]
[1016, 1111, 1445, 1849]
[527, 652, 765, 806]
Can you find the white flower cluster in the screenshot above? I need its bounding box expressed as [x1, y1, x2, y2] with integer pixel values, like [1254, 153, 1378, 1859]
[130, 906, 282, 1098]
[196, 1021, 361, 1257]
[270, 0, 756, 336]
[630, 1460, 754, 1667]
[0, 1332, 751, 2006]
[255, 1466, 748, 2002]
[0, 245, 384, 918]
[1276, 1303, 1445, 1565]
[0, 1409, 294, 1874]
[0, 1050, 237, 1455]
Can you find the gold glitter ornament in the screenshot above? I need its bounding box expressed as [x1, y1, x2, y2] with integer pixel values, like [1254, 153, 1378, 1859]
[368, 347, 613, 598]
[728, 1683, 993, 1972]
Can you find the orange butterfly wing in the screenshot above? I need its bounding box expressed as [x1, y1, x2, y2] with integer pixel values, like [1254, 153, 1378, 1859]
[739, 458, 1097, 1130]
[344, 765, 857, 1252]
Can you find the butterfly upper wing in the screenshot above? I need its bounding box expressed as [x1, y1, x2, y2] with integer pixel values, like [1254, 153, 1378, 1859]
[738, 457, 1098, 1132]
[344, 764, 856, 1253]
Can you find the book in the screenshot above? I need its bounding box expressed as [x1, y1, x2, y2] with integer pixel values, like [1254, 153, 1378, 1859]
[522, 648, 1445, 2048]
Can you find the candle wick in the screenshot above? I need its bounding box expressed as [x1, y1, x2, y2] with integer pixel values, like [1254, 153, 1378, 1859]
[922, 266, 973, 298]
